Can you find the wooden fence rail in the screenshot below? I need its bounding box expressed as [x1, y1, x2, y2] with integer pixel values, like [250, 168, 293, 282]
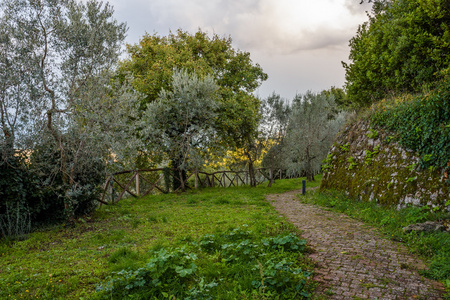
[99, 168, 300, 205]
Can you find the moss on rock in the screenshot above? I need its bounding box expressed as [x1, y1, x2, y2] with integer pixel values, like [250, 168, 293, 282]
[321, 120, 449, 211]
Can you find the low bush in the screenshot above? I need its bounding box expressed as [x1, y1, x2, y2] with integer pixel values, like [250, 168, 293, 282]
[30, 134, 106, 223]
[0, 154, 40, 239]
[95, 227, 313, 299]
[0, 134, 106, 238]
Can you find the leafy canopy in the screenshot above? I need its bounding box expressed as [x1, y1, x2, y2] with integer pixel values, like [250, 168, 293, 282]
[262, 92, 347, 182]
[0, 0, 141, 225]
[119, 29, 267, 150]
[344, 0, 450, 106]
[370, 73, 450, 175]
[141, 70, 219, 170]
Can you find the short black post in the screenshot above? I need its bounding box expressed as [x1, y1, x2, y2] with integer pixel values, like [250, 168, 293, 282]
[302, 180, 306, 195]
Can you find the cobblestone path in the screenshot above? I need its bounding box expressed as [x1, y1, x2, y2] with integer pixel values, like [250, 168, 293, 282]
[267, 190, 445, 300]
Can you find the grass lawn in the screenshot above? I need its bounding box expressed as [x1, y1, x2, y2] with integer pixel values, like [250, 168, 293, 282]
[0, 177, 318, 299]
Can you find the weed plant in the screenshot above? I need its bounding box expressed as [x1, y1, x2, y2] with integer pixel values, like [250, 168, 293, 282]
[94, 227, 314, 299]
[0, 178, 315, 299]
[301, 189, 450, 295]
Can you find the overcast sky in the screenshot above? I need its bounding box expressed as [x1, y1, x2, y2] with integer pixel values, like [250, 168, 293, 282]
[108, 0, 372, 100]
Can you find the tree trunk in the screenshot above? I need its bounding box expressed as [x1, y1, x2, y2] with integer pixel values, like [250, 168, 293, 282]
[179, 169, 185, 192]
[172, 156, 187, 191]
[305, 146, 315, 182]
[267, 168, 274, 187]
[246, 152, 257, 187]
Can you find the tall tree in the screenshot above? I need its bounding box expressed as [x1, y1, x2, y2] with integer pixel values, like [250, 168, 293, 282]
[119, 29, 267, 177]
[344, 0, 450, 106]
[0, 0, 140, 221]
[141, 70, 219, 190]
[260, 93, 291, 186]
[282, 92, 346, 181]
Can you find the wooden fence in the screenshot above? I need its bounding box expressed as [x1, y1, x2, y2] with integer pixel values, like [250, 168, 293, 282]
[99, 168, 299, 205]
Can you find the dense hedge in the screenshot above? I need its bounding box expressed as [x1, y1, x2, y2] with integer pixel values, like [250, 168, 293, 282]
[344, 0, 450, 106]
[0, 136, 106, 238]
[371, 77, 450, 176]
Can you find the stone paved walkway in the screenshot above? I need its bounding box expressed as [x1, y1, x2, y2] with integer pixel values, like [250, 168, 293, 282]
[267, 190, 445, 300]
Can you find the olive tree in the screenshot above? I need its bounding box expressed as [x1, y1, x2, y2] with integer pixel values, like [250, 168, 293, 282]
[141, 70, 219, 190]
[0, 0, 141, 225]
[282, 92, 346, 181]
[259, 93, 291, 186]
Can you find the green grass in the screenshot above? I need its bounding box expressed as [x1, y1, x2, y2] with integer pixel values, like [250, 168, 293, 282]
[0, 177, 315, 299]
[300, 188, 450, 297]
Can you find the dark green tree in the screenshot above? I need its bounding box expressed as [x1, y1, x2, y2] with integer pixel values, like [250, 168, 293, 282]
[321, 87, 350, 109]
[344, 0, 450, 106]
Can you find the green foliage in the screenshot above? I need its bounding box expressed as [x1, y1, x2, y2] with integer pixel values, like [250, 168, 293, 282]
[301, 189, 450, 282]
[121, 29, 266, 105]
[347, 156, 358, 170]
[344, 0, 450, 106]
[0, 0, 140, 227]
[280, 92, 347, 181]
[0, 155, 38, 217]
[0, 202, 31, 240]
[95, 228, 312, 299]
[0, 178, 317, 299]
[371, 77, 450, 175]
[366, 129, 378, 139]
[162, 167, 172, 193]
[0, 137, 105, 236]
[119, 29, 267, 152]
[384, 135, 394, 144]
[321, 86, 351, 108]
[260, 93, 292, 172]
[97, 248, 199, 298]
[339, 143, 350, 152]
[321, 118, 449, 209]
[364, 145, 380, 165]
[321, 154, 334, 172]
[30, 133, 106, 223]
[141, 70, 219, 171]
[406, 176, 418, 183]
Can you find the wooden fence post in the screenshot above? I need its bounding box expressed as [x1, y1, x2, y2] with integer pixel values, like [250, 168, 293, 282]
[135, 171, 140, 196]
[110, 179, 114, 203]
[179, 169, 185, 192]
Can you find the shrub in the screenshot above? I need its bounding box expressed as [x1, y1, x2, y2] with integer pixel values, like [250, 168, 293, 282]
[29, 133, 106, 223]
[0, 154, 40, 239]
[0, 132, 107, 238]
[95, 228, 313, 299]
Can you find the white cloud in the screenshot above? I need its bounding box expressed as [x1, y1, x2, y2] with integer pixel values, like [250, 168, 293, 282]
[110, 0, 368, 52]
[107, 0, 371, 97]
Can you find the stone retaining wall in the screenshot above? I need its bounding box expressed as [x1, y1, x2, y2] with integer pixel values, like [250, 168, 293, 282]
[321, 120, 450, 210]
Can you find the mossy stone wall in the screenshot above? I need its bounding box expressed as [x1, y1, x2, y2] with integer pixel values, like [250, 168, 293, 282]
[321, 120, 450, 210]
